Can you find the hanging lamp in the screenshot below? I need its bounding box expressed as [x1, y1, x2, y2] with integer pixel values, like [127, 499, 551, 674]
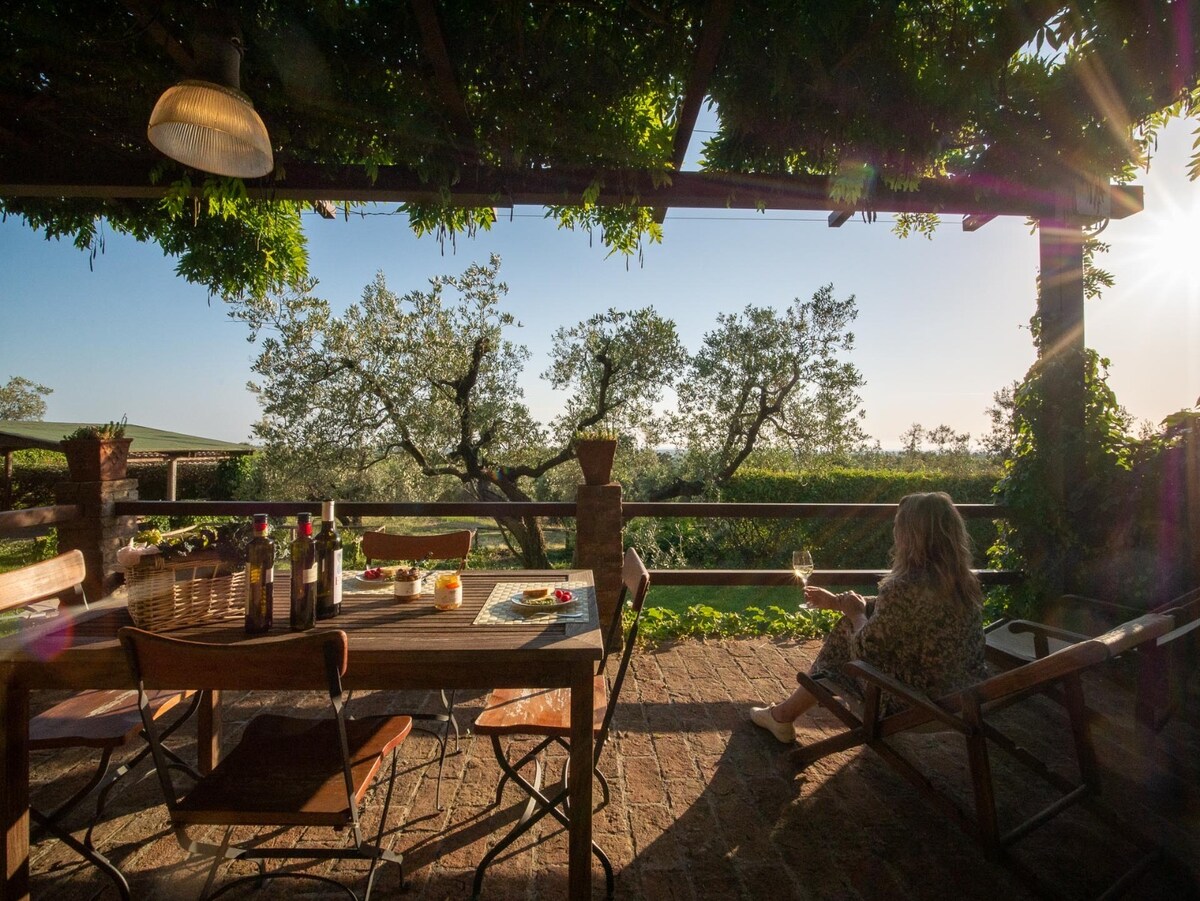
[147, 27, 273, 178]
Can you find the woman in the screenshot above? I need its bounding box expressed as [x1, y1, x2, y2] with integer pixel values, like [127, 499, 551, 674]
[750, 491, 987, 743]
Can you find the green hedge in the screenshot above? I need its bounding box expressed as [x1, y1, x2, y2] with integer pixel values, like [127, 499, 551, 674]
[626, 466, 1001, 573]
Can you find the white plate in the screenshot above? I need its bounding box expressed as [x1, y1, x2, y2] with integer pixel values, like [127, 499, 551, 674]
[510, 593, 578, 614]
[353, 572, 415, 588]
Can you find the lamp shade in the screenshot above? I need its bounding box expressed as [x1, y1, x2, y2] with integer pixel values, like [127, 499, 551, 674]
[147, 80, 273, 178]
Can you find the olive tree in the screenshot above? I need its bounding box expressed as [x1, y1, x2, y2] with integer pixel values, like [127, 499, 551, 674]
[651, 285, 866, 499]
[240, 255, 683, 566]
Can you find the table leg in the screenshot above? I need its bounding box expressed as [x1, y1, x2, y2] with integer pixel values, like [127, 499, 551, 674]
[567, 661, 594, 901]
[197, 689, 222, 775]
[1, 670, 30, 901]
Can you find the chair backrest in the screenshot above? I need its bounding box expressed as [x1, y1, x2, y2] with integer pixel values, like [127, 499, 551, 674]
[0, 550, 87, 612]
[119, 627, 354, 818]
[361, 529, 475, 568]
[596, 547, 650, 756]
[971, 613, 1174, 707]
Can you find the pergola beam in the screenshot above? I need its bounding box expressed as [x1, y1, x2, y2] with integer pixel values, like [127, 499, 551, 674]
[409, 0, 476, 158]
[0, 159, 1144, 221]
[653, 0, 733, 224]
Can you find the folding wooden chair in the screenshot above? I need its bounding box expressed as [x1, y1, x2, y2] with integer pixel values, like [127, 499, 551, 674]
[471, 547, 650, 900]
[360, 528, 474, 807]
[0, 551, 199, 901]
[119, 626, 412, 900]
[986, 587, 1200, 730]
[795, 613, 1176, 899]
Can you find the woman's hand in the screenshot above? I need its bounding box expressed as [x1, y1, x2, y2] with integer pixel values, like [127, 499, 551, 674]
[803, 587, 867, 617]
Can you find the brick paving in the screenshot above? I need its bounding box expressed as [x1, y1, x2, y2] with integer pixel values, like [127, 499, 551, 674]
[27, 637, 1200, 900]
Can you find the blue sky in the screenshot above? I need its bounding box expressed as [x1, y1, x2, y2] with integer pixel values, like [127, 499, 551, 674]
[2, 119, 1198, 448]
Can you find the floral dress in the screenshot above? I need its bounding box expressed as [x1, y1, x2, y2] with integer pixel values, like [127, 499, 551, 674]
[809, 577, 986, 714]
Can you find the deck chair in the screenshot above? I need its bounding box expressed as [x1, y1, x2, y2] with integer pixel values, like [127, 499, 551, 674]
[795, 613, 1175, 899]
[470, 547, 650, 900]
[119, 626, 412, 901]
[360, 528, 474, 807]
[986, 587, 1200, 730]
[0, 551, 199, 901]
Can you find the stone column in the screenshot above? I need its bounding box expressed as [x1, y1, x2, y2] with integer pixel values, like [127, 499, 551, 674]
[54, 478, 138, 603]
[573, 482, 623, 648]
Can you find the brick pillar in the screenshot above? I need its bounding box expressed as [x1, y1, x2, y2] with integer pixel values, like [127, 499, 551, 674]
[574, 482, 623, 647]
[54, 478, 138, 602]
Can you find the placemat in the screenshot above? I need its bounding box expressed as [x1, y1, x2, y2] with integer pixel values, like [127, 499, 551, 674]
[474, 580, 595, 625]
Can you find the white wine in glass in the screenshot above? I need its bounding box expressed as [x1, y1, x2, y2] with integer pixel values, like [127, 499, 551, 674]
[792, 549, 814, 587]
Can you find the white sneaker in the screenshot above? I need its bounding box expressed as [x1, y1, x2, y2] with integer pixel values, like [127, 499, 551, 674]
[750, 706, 796, 744]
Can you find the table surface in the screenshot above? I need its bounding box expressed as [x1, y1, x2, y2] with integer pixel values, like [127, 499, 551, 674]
[1, 569, 604, 690]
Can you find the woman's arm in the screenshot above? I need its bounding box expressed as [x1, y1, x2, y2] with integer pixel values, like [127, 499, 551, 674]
[804, 586, 870, 632]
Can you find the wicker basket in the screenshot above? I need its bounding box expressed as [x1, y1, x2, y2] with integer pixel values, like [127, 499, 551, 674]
[125, 553, 247, 632]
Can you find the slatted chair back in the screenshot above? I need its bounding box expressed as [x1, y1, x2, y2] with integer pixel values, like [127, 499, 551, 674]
[0, 549, 87, 611]
[596, 547, 650, 757]
[361, 529, 474, 569]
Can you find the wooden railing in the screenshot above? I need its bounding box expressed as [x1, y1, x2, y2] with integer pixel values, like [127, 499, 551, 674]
[112, 499, 1021, 588]
[0, 504, 80, 537]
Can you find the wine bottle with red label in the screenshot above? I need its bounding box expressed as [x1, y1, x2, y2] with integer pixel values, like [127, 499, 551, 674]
[290, 512, 317, 631]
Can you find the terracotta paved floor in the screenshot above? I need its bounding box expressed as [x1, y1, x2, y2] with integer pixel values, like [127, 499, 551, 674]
[27, 637, 1200, 900]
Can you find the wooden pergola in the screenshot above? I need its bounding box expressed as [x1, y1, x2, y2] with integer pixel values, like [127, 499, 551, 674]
[2, 2, 1196, 578]
[0, 422, 254, 505]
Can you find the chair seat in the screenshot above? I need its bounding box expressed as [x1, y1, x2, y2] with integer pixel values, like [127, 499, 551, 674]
[474, 675, 607, 738]
[173, 713, 412, 827]
[30, 689, 190, 751]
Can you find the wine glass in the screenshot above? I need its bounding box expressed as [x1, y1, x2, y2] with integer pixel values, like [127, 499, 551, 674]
[792, 549, 814, 605]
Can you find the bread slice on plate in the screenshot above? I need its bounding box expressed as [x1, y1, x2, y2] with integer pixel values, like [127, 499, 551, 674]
[521, 586, 551, 600]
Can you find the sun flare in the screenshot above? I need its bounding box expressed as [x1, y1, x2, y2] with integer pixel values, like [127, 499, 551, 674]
[1127, 190, 1200, 298]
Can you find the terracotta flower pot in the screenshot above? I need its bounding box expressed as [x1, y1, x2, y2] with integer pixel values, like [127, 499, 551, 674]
[61, 437, 133, 482]
[575, 438, 617, 486]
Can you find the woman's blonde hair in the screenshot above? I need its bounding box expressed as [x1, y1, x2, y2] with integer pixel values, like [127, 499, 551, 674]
[879, 492, 983, 607]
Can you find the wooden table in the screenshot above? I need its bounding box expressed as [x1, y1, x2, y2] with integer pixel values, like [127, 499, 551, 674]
[0, 569, 604, 901]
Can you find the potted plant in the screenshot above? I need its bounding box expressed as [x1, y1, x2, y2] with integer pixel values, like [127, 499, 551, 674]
[60, 417, 132, 482]
[574, 427, 618, 486]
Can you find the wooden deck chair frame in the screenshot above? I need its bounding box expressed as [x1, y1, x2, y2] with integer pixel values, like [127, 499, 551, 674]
[0, 550, 200, 901]
[360, 528, 474, 808]
[794, 613, 1176, 900]
[119, 627, 412, 901]
[470, 547, 651, 901]
[986, 586, 1200, 730]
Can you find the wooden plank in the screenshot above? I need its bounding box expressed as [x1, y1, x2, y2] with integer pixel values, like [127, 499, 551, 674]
[0, 159, 1145, 220]
[653, 0, 733, 223]
[409, 0, 477, 156]
[567, 659, 594, 901]
[1, 670, 30, 901]
[114, 500, 577, 518]
[649, 568, 1023, 587]
[116, 499, 1012, 522]
[828, 209, 854, 227]
[962, 213, 996, 231]
[0, 551, 85, 611]
[0, 506, 81, 535]
[623, 502, 1009, 520]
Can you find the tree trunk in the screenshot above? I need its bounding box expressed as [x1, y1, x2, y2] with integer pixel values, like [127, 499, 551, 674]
[474, 476, 551, 568]
[494, 513, 551, 568]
